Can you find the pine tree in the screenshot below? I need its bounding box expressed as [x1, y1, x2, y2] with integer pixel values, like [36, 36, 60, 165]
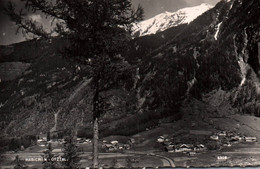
[12, 155, 27, 169]
[41, 143, 58, 169]
[62, 135, 81, 169]
[5, 1, 143, 168]
[47, 131, 50, 141]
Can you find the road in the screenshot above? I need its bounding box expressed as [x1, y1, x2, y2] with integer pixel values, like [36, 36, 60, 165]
[150, 154, 175, 167]
[124, 150, 175, 167]
[3, 151, 175, 168]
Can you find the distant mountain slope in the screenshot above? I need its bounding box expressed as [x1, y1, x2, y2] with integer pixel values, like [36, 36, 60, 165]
[132, 3, 213, 37]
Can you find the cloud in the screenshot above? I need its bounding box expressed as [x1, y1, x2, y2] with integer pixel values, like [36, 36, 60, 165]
[28, 14, 42, 22]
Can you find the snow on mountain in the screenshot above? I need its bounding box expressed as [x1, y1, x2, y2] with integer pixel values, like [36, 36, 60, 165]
[132, 3, 213, 37]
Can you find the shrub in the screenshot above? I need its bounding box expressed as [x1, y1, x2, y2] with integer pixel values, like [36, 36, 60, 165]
[206, 141, 220, 150]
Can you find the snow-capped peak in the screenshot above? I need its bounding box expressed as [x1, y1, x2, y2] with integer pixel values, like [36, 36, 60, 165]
[132, 3, 213, 37]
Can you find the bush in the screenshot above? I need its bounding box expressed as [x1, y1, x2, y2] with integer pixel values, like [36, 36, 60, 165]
[205, 141, 220, 150]
[0, 135, 37, 151]
[9, 138, 21, 151]
[77, 128, 92, 139]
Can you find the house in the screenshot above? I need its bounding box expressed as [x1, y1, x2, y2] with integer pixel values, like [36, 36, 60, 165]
[39, 144, 46, 147]
[191, 122, 196, 127]
[198, 144, 205, 148]
[165, 146, 175, 152]
[76, 138, 82, 141]
[180, 144, 188, 148]
[167, 143, 175, 148]
[118, 143, 124, 148]
[185, 144, 194, 148]
[129, 138, 135, 144]
[83, 139, 91, 144]
[104, 144, 113, 148]
[218, 131, 226, 136]
[179, 144, 193, 149]
[223, 142, 231, 147]
[37, 136, 47, 143]
[244, 137, 257, 142]
[38, 141, 47, 147]
[157, 138, 164, 143]
[159, 136, 165, 139]
[123, 144, 130, 150]
[163, 141, 172, 146]
[78, 139, 84, 144]
[165, 146, 175, 153]
[227, 132, 235, 137]
[210, 135, 219, 140]
[111, 140, 119, 145]
[175, 144, 192, 152]
[194, 144, 206, 151]
[108, 146, 115, 151]
[187, 151, 196, 156]
[57, 139, 65, 145]
[230, 136, 242, 142]
[175, 147, 192, 152]
[37, 139, 44, 143]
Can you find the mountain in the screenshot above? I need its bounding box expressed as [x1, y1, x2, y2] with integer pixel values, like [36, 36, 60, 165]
[132, 3, 213, 37]
[133, 0, 260, 118]
[131, 0, 220, 19]
[0, 0, 259, 139]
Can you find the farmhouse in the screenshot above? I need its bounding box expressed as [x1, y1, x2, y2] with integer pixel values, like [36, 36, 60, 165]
[157, 138, 164, 143]
[244, 137, 257, 142]
[194, 144, 206, 151]
[123, 144, 130, 149]
[217, 131, 226, 136]
[210, 135, 219, 140]
[231, 136, 242, 141]
[188, 151, 196, 156]
[111, 140, 119, 145]
[223, 142, 231, 147]
[129, 138, 135, 144]
[175, 144, 192, 152]
[165, 146, 175, 152]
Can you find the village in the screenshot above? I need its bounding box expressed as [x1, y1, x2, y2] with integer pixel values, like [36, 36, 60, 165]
[3, 99, 260, 168]
[34, 128, 257, 156]
[2, 115, 260, 169]
[156, 130, 257, 156]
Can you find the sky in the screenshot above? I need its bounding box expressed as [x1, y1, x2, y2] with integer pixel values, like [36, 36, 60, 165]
[0, 0, 220, 46]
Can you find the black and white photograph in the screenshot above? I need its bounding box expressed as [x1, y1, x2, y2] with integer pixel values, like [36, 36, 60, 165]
[0, 0, 259, 168]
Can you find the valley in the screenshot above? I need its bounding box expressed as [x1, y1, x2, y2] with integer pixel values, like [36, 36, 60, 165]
[0, 0, 260, 168]
[1, 99, 260, 168]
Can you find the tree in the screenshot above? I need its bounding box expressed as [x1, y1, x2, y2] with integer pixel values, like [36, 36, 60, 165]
[5, 1, 143, 168]
[41, 143, 59, 169]
[12, 155, 27, 169]
[47, 131, 50, 141]
[62, 135, 81, 169]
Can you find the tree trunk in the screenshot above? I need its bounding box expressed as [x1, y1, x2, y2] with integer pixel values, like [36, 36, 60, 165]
[93, 117, 99, 168]
[93, 81, 100, 169]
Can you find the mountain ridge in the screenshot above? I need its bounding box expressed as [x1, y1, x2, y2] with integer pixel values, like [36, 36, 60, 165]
[132, 3, 213, 37]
